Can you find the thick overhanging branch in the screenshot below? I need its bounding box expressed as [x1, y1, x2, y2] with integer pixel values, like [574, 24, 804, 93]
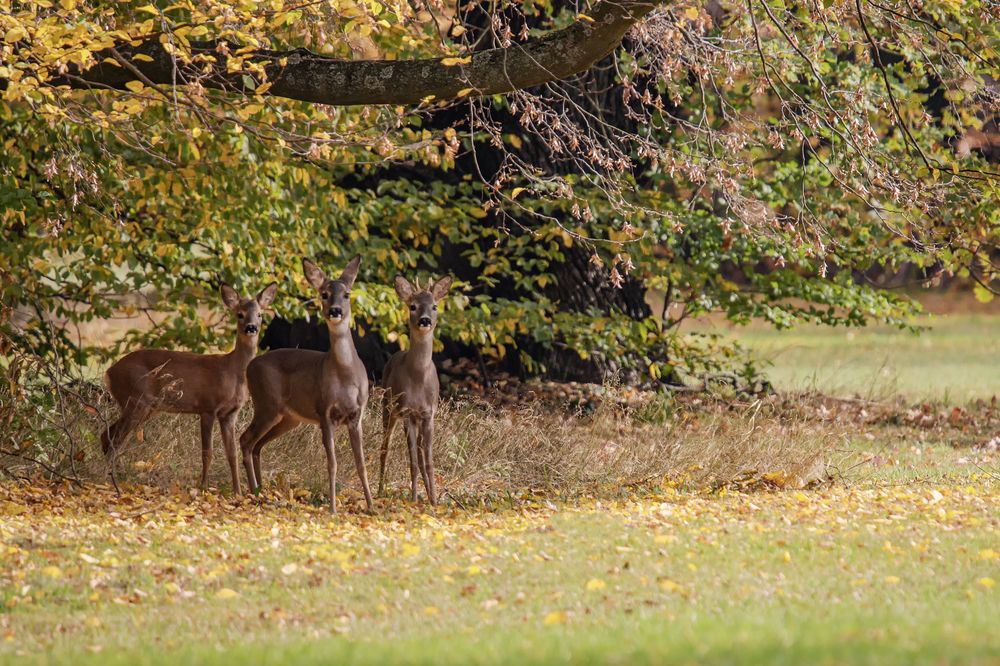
[48, 0, 665, 106]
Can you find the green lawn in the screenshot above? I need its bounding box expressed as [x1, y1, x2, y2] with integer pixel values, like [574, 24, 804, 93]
[4, 312, 1000, 664]
[699, 314, 1000, 403]
[3, 473, 1000, 665]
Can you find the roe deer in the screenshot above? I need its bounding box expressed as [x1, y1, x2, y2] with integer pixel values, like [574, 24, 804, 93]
[377, 275, 453, 504]
[238, 256, 374, 513]
[102, 282, 278, 491]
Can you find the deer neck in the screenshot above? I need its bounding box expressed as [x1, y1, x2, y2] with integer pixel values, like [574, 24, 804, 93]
[326, 325, 357, 369]
[405, 329, 435, 371]
[228, 333, 258, 368]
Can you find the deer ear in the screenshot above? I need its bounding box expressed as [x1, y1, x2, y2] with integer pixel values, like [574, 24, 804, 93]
[256, 282, 278, 308]
[394, 275, 416, 302]
[430, 275, 453, 303]
[220, 284, 241, 311]
[302, 258, 327, 290]
[339, 254, 362, 289]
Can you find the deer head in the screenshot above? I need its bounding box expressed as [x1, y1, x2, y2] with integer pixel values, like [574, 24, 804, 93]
[220, 282, 278, 338]
[394, 275, 453, 337]
[302, 255, 361, 331]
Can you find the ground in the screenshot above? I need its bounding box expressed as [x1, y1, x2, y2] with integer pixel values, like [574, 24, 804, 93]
[2, 452, 999, 665]
[2, 307, 999, 664]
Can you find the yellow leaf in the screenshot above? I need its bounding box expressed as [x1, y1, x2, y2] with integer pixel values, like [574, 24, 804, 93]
[41, 566, 63, 579]
[511, 187, 527, 199]
[577, 13, 594, 22]
[658, 578, 681, 592]
[543, 611, 566, 625]
[467, 565, 481, 576]
[215, 588, 239, 599]
[132, 54, 154, 62]
[979, 577, 996, 589]
[0, 500, 26, 516]
[422, 606, 439, 615]
[4, 27, 27, 44]
[586, 578, 606, 591]
[441, 56, 472, 66]
[979, 549, 999, 561]
[124, 80, 145, 93]
[456, 88, 474, 98]
[468, 207, 487, 219]
[255, 81, 273, 95]
[884, 576, 900, 585]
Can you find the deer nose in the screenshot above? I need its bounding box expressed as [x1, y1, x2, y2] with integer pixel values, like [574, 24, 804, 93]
[418, 316, 432, 328]
[244, 324, 258, 335]
[328, 306, 343, 319]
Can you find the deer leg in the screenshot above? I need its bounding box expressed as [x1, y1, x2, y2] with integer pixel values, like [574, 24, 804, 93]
[239, 411, 281, 495]
[199, 412, 215, 490]
[219, 411, 241, 495]
[420, 418, 437, 506]
[348, 415, 374, 513]
[405, 417, 420, 502]
[320, 417, 338, 514]
[251, 416, 299, 489]
[102, 396, 153, 457]
[378, 410, 398, 497]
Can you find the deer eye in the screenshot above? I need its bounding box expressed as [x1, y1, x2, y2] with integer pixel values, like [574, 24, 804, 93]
[321, 292, 329, 300]
[432, 305, 437, 311]
[409, 304, 416, 312]
[237, 313, 244, 319]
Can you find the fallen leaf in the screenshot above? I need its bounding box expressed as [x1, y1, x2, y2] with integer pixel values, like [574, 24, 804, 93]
[543, 611, 567, 625]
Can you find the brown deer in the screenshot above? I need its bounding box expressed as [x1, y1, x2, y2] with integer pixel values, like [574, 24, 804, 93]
[238, 256, 374, 513]
[377, 275, 453, 504]
[101, 282, 278, 492]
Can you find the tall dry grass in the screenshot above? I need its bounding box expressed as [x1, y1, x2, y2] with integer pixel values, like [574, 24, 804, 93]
[5, 383, 840, 501]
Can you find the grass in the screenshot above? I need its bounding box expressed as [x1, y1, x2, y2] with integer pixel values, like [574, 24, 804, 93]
[696, 313, 1000, 403]
[3, 309, 999, 664]
[2, 468, 1000, 665]
[26, 387, 836, 498]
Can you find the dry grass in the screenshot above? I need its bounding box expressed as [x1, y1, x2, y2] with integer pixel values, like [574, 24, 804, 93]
[6, 383, 840, 501]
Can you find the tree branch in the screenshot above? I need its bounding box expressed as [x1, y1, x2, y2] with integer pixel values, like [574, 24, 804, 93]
[48, 0, 664, 107]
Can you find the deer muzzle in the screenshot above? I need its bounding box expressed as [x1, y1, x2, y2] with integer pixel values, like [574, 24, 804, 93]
[327, 307, 344, 322]
[417, 316, 432, 329]
[243, 324, 259, 335]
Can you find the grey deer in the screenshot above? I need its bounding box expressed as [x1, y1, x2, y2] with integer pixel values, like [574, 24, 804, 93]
[378, 275, 453, 504]
[238, 256, 374, 513]
[102, 282, 278, 492]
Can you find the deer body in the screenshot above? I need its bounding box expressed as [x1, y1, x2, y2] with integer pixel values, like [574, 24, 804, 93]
[239, 256, 374, 513]
[102, 283, 277, 492]
[378, 275, 452, 504]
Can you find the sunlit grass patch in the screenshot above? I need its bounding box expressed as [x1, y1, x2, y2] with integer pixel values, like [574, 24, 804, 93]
[2, 473, 999, 664]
